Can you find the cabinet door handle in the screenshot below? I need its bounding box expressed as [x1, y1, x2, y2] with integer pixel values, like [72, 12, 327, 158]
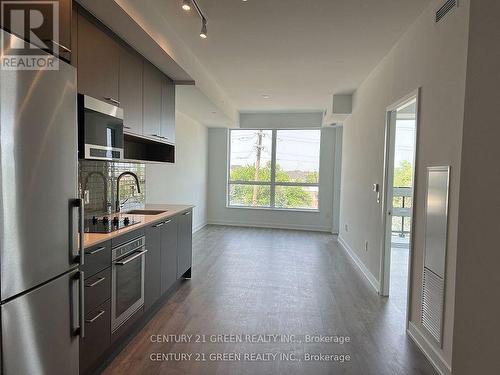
[85, 246, 106, 255]
[163, 219, 172, 224]
[85, 310, 106, 324]
[183, 211, 191, 216]
[114, 249, 148, 265]
[85, 277, 106, 288]
[153, 222, 165, 228]
[104, 97, 120, 105]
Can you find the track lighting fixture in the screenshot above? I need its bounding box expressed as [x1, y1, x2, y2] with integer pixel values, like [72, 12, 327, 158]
[182, 0, 191, 11]
[200, 18, 207, 39]
[180, 0, 208, 39]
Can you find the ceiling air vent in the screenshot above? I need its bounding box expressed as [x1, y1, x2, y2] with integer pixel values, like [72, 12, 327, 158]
[436, 0, 458, 23]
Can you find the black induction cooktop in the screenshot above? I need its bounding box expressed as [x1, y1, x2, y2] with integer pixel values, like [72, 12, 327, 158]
[84, 216, 141, 234]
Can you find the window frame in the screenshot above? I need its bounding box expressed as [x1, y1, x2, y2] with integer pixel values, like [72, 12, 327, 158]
[227, 128, 321, 212]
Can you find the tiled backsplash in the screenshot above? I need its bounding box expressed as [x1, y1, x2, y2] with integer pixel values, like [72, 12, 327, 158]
[79, 160, 146, 217]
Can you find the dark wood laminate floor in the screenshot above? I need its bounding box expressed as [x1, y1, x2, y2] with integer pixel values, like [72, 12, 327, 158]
[104, 226, 437, 375]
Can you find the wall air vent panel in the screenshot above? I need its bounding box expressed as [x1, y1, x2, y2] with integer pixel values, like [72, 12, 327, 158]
[421, 267, 445, 344]
[436, 0, 458, 23]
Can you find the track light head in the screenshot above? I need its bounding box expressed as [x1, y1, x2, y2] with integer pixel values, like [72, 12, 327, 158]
[200, 18, 207, 39]
[182, 0, 191, 11]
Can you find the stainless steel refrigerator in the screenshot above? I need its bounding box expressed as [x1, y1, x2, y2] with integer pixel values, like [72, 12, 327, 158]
[0, 30, 83, 375]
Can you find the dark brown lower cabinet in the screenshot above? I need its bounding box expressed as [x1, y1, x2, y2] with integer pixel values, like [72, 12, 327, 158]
[177, 210, 193, 278]
[84, 268, 111, 314]
[145, 222, 162, 311]
[80, 300, 111, 375]
[145, 216, 178, 311]
[161, 217, 178, 294]
[79, 211, 192, 373]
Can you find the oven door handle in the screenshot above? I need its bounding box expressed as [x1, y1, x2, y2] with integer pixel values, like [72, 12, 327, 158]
[114, 249, 148, 265]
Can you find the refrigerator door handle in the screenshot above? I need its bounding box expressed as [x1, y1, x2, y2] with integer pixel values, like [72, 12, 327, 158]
[70, 198, 85, 266]
[79, 270, 85, 338]
[70, 270, 83, 337]
[78, 198, 85, 266]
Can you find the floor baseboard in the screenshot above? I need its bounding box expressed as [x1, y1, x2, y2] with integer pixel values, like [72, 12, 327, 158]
[407, 322, 451, 375]
[207, 220, 332, 233]
[337, 236, 380, 293]
[193, 221, 208, 233]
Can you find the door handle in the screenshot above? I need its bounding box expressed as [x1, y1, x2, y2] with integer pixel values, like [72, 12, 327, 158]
[71, 199, 85, 265]
[70, 270, 80, 337]
[183, 211, 191, 216]
[79, 271, 85, 338]
[78, 198, 85, 266]
[114, 249, 148, 265]
[85, 277, 106, 288]
[164, 219, 172, 224]
[85, 310, 106, 324]
[153, 222, 165, 228]
[72, 271, 85, 338]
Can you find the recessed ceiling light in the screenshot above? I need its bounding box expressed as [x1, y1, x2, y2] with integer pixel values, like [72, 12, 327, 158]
[263, 95, 270, 99]
[182, 0, 191, 11]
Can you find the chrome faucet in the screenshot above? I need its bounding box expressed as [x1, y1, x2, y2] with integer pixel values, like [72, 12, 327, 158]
[115, 172, 141, 213]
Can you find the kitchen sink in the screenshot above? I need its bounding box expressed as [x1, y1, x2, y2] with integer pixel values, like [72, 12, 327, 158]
[125, 209, 167, 215]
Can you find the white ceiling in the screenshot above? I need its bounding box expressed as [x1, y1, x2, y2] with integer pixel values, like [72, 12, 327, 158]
[176, 86, 233, 127]
[117, 0, 431, 113]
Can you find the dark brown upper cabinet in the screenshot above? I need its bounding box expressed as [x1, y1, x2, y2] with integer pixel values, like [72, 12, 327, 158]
[0, 0, 72, 61]
[77, 12, 120, 105]
[161, 77, 176, 145]
[120, 47, 143, 135]
[143, 62, 163, 141]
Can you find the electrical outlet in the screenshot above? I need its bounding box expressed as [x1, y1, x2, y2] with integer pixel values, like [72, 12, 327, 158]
[84, 190, 90, 204]
[364, 240, 369, 252]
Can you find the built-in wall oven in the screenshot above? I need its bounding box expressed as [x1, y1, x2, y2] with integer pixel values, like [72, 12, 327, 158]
[111, 236, 147, 332]
[78, 94, 125, 161]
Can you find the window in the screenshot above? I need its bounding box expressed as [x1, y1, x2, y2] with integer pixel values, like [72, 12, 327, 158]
[228, 129, 321, 210]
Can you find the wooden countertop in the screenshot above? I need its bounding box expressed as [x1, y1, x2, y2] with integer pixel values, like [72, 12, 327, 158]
[83, 204, 194, 248]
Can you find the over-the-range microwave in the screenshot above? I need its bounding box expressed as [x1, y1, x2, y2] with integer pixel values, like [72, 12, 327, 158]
[78, 94, 124, 161]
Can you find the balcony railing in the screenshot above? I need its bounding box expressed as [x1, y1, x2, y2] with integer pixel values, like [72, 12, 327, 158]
[392, 187, 412, 237]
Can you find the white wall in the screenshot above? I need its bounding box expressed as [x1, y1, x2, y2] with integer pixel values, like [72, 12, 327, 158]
[338, 0, 470, 372]
[207, 127, 336, 232]
[453, 1, 500, 373]
[146, 111, 208, 232]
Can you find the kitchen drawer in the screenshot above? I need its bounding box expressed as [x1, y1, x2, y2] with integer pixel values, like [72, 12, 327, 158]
[84, 268, 111, 315]
[80, 300, 111, 375]
[111, 228, 145, 248]
[81, 240, 111, 278]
